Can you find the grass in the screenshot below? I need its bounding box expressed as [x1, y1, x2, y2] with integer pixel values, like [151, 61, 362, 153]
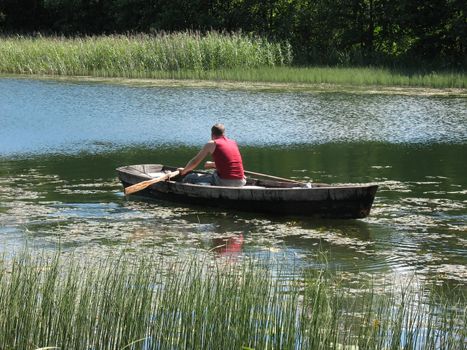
[0, 33, 465, 89]
[206, 67, 467, 89]
[0, 250, 465, 350]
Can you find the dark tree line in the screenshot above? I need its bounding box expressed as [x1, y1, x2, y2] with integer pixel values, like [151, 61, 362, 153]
[0, 0, 465, 68]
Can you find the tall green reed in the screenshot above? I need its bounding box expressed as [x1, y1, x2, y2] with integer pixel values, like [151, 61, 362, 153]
[0, 32, 291, 77]
[1, 33, 464, 88]
[0, 251, 465, 349]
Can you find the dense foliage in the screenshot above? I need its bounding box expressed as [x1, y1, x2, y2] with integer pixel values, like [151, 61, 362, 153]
[0, 0, 465, 69]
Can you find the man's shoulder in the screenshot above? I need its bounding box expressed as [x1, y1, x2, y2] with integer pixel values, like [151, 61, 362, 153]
[203, 140, 216, 152]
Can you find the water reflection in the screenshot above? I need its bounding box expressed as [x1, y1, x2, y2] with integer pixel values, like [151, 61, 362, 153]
[211, 234, 244, 259]
[0, 144, 465, 290]
[1, 78, 466, 295]
[1, 78, 466, 156]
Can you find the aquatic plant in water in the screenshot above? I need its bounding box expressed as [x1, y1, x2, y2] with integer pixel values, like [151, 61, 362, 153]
[0, 251, 464, 349]
[0, 32, 291, 76]
[0, 33, 465, 88]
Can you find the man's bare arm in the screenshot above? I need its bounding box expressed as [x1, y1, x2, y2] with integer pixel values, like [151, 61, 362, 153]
[178, 142, 215, 176]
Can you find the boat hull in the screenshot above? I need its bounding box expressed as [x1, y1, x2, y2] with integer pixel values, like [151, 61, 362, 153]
[117, 164, 378, 219]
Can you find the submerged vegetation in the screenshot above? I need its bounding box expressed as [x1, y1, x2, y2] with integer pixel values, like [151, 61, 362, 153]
[0, 251, 465, 350]
[0, 33, 466, 89]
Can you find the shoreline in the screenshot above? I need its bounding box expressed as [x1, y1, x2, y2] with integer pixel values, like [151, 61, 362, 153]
[2, 73, 467, 97]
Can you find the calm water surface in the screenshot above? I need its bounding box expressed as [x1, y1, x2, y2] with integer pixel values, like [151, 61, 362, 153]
[1, 78, 466, 294]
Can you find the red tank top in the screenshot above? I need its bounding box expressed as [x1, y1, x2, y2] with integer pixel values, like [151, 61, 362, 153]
[212, 136, 244, 179]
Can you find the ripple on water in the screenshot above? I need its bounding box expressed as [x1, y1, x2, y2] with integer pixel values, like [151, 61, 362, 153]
[0, 80, 466, 289]
[374, 180, 412, 193]
[419, 264, 467, 282]
[1, 165, 465, 284]
[1, 79, 467, 155]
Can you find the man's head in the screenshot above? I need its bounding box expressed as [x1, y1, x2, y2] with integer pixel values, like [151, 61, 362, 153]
[211, 123, 225, 139]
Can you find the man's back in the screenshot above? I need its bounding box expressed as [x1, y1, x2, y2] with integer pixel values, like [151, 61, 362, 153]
[212, 136, 244, 180]
[178, 123, 246, 187]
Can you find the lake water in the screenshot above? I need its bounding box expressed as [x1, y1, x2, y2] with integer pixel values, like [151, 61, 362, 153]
[0, 77, 466, 296]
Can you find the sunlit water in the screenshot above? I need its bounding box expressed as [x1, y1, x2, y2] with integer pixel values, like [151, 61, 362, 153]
[1, 78, 466, 296]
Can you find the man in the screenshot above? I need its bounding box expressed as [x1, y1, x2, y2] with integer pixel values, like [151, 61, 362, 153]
[178, 123, 246, 187]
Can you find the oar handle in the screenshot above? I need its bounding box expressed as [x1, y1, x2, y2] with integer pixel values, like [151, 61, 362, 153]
[124, 170, 180, 195]
[244, 170, 304, 184]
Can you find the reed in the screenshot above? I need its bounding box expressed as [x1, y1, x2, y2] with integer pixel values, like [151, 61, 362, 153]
[1, 33, 465, 88]
[0, 32, 291, 76]
[0, 251, 465, 350]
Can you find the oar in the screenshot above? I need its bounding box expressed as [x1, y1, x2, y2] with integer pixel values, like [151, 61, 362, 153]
[124, 170, 180, 195]
[244, 170, 304, 184]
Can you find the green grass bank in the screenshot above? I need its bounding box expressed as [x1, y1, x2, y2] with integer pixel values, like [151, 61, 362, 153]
[0, 33, 465, 89]
[0, 251, 465, 350]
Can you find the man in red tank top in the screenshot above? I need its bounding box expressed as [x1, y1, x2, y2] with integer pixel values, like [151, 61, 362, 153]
[178, 124, 246, 187]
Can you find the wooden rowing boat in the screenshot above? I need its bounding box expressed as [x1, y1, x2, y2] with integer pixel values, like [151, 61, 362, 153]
[116, 164, 378, 219]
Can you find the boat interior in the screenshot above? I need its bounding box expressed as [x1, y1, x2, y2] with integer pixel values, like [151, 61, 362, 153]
[121, 164, 326, 189]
